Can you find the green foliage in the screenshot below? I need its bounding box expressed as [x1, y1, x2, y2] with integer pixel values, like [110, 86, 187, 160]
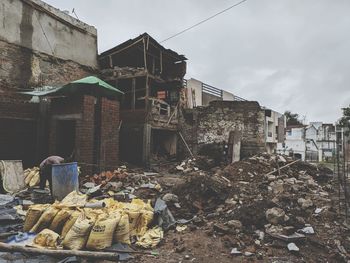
[339, 105, 350, 136]
[284, 111, 302, 126]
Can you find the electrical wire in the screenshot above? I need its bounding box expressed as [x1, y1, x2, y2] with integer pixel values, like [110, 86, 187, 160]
[160, 0, 249, 43]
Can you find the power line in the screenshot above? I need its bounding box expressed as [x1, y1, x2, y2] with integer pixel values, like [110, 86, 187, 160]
[160, 0, 249, 43]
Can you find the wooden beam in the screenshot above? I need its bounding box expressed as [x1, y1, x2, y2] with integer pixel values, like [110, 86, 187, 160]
[160, 51, 163, 74]
[109, 55, 113, 68]
[143, 37, 147, 70]
[265, 159, 300, 176]
[0, 242, 119, 261]
[131, 78, 136, 110]
[178, 132, 194, 158]
[145, 74, 149, 111]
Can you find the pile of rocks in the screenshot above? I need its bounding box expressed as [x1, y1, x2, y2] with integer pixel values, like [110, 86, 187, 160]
[166, 153, 347, 262]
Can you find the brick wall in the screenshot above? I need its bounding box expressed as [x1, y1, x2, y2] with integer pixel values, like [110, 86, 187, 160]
[180, 101, 266, 160]
[0, 39, 96, 169]
[49, 95, 120, 175]
[100, 98, 120, 170]
[78, 96, 95, 174]
[0, 40, 95, 93]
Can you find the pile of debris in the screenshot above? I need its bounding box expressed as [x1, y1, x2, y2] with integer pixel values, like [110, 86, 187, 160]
[165, 153, 347, 262]
[81, 167, 163, 201]
[174, 156, 216, 174]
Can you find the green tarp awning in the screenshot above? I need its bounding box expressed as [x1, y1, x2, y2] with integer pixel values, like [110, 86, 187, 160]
[20, 76, 123, 98]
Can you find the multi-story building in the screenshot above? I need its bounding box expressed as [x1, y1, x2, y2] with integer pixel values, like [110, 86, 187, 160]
[278, 122, 336, 162]
[99, 33, 187, 166]
[264, 109, 286, 153]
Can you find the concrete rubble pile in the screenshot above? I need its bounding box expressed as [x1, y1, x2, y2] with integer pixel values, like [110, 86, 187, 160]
[165, 153, 349, 262]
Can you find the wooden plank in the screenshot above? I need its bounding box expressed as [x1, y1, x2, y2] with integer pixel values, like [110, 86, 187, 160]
[265, 159, 300, 176]
[131, 78, 136, 110]
[178, 132, 194, 158]
[0, 242, 118, 260]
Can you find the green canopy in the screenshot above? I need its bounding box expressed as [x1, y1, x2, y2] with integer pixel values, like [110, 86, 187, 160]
[20, 76, 123, 98]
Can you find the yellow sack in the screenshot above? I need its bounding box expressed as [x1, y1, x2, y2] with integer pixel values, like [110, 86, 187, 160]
[33, 228, 60, 248]
[61, 210, 81, 239]
[123, 199, 153, 237]
[29, 172, 40, 187]
[23, 204, 49, 232]
[49, 209, 73, 233]
[24, 168, 38, 185]
[134, 210, 153, 237]
[62, 213, 94, 250]
[113, 213, 130, 244]
[136, 227, 163, 248]
[125, 210, 141, 237]
[60, 191, 87, 207]
[30, 206, 59, 233]
[86, 211, 121, 250]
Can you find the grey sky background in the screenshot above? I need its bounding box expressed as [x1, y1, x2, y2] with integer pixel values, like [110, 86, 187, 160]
[45, 0, 350, 123]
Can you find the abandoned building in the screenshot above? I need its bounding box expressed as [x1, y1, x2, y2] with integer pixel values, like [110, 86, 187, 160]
[99, 33, 187, 166]
[0, 0, 122, 173]
[183, 78, 286, 160]
[180, 100, 266, 163]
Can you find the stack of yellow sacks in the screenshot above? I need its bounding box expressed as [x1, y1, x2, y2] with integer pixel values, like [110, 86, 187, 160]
[23, 191, 163, 250]
[23, 167, 40, 187]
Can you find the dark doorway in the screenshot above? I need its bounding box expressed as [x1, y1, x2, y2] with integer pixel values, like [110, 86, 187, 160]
[0, 118, 37, 168]
[151, 129, 177, 159]
[56, 120, 76, 158]
[120, 125, 143, 164]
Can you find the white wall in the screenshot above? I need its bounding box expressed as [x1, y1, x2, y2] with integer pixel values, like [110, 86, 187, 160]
[186, 78, 203, 108]
[222, 90, 234, 101]
[0, 0, 97, 68]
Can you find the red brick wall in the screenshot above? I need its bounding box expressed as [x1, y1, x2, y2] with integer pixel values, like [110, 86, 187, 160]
[49, 95, 95, 174]
[48, 95, 120, 175]
[100, 98, 120, 170]
[77, 96, 95, 174]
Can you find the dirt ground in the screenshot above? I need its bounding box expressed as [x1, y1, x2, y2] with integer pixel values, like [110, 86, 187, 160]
[2, 154, 349, 263]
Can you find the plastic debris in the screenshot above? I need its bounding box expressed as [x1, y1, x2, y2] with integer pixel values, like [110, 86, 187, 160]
[287, 242, 299, 252]
[154, 198, 176, 230]
[136, 227, 163, 248]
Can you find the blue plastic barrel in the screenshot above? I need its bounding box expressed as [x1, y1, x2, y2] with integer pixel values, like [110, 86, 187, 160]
[51, 162, 79, 201]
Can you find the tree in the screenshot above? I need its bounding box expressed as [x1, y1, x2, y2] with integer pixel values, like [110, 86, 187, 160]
[284, 111, 302, 126]
[339, 105, 350, 136]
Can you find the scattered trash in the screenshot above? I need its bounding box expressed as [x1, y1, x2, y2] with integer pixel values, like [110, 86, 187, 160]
[154, 198, 176, 230]
[231, 247, 242, 255]
[300, 226, 315, 234]
[176, 225, 187, 232]
[287, 242, 299, 252]
[136, 227, 163, 248]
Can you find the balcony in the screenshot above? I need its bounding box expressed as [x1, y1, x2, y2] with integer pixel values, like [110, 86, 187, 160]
[148, 98, 178, 129]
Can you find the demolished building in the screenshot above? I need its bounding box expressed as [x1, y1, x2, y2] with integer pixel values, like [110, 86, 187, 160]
[180, 100, 266, 162]
[0, 0, 121, 173]
[99, 33, 187, 166]
[182, 79, 286, 161]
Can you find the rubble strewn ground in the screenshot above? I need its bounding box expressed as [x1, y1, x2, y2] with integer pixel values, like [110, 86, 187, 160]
[1, 153, 349, 262]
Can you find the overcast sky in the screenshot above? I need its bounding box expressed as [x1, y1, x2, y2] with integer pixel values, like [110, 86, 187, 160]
[45, 0, 350, 123]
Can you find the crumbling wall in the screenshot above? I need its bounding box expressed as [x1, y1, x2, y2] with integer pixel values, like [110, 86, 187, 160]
[0, 40, 95, 91]
[0, 0, 97, 68]
[180, 101, 266, 160]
